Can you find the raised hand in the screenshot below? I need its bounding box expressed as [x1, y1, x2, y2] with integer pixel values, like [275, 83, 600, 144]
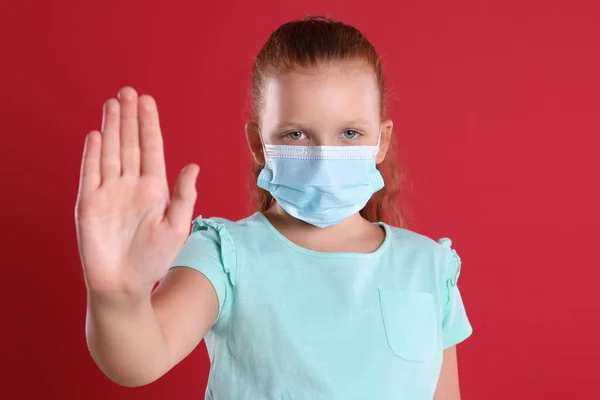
[75, 86, 199, 295]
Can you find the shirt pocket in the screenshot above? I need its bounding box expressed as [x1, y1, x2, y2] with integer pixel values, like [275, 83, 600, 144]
[378, 288, 440, 362]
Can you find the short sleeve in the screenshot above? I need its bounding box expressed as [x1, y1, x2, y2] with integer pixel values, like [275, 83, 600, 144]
[169, 216, 237, 325]
[437, 237, 473, 349]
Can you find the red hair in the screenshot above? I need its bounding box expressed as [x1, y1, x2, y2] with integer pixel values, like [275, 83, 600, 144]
[245, 15, 409, 227]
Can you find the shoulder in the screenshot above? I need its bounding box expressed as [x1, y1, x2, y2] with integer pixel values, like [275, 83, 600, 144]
[383, 224, 450, 257]
[383, 224, 461, 279]
[187, 212, 265, 245]
[182, 214, 264, 287]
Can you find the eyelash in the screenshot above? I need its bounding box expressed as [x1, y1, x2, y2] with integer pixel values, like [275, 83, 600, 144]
[283, 130, 363, 140]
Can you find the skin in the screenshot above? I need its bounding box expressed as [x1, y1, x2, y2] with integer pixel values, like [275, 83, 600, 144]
[246, 62, 462, 399]
[76, 86, 218, 386]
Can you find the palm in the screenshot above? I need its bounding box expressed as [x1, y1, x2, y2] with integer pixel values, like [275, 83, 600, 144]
[75, 87, 199, 294]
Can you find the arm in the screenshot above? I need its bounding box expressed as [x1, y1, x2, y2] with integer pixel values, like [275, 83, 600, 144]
[77, 87, 219, 387]
[86, 267, 219, 387]
[434, 238, 473, 399]
[433, 345, 462, 400]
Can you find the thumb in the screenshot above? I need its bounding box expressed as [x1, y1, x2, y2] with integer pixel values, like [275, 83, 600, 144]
[165, 163, 200, 230]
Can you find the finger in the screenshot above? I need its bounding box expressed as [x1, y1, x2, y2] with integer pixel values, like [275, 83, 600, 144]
[118, 86, 141, 176]
[100, 98, 121, 181]
[139, 94, 167, 179]
[165, 164, 199, 230]
[78, 130, 102, 196]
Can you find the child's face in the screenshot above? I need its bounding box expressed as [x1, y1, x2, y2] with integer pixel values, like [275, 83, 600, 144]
[246, 62, 393, 164]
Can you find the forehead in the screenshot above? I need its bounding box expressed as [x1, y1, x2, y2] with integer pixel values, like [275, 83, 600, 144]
[261, 63, 380, 128]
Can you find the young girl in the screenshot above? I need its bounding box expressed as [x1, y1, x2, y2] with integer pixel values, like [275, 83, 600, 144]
[75, 15, 473, 400]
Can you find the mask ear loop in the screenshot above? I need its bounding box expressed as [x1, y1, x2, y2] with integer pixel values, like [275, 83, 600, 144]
[374, 125, 383, 159]
[257, 130, 270, 166]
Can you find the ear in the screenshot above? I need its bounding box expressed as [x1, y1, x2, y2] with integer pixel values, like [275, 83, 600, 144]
[245, 121, 265, 166]
[376, 119, 394, 164]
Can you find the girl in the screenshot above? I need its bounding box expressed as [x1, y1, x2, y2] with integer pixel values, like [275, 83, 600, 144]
[75, 15, 473, 400]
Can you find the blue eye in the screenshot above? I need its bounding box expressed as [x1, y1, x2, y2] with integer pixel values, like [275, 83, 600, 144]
[341, 130, 361, 139]
[286, 131, 306, 140]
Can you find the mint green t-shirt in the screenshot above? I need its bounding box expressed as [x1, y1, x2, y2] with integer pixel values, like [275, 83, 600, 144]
[169, 212, 473, 400]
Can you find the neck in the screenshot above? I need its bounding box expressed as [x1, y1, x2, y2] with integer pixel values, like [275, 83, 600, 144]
[264, 202, 373, 233]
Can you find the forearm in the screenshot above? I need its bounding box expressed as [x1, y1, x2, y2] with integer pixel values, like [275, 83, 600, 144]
[85, 290, 170, 387]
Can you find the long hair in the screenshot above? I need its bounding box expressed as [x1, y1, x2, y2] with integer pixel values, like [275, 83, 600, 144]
[245, 15, 409, 227]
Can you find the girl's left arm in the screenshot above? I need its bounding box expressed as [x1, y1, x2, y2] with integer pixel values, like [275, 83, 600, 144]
[433, 345, 462, 400]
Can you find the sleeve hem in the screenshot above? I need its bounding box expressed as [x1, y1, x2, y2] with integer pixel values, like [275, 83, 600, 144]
[442, 324, 473, 349]
[168, 264, 228, 325]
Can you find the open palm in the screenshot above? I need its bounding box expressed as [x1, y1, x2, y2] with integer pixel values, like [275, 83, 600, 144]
[74, 86, 199, 294]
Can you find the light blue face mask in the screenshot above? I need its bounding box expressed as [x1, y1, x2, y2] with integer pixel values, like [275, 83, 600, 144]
[256, 134, 385, 228]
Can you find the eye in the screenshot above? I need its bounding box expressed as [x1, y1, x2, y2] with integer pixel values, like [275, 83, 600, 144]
[341, 130, 361, 139]
[285, 131, 307, 140]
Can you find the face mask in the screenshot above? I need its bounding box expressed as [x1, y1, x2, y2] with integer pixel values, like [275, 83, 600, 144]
[256, 133, 385, 228]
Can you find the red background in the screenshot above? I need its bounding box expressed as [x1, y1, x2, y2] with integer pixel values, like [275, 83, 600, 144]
[1, 0, 599, 399]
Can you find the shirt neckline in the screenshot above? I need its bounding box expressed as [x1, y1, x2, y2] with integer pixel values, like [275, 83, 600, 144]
[254, 211, 391, 259]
